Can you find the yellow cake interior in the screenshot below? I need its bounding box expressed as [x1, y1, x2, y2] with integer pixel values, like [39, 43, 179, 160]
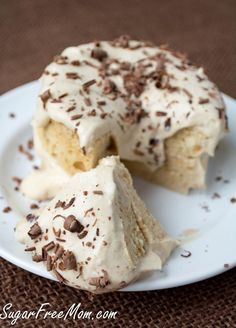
[38, 120, 209, 193]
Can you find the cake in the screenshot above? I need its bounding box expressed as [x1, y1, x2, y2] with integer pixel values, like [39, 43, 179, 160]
[16, 157, 177, 293]
[21, 35, 227, 200]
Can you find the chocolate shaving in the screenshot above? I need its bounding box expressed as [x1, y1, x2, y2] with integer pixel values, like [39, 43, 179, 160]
[64, 215, 84, 233]
[53, 55, 68, 64]
[53, 270, 66, 283]
[18, 145, 34, 161]
[97, 101, 106, 106]
[149, 138, 159, 146]
[230, 198, 236, 204]
[28, 223, 42, 240]
[26, 213, 38, 222]
[123, 70, 145, 97]
[71, 60, 80, 66]
[93, 190, 104, 195]
[64, 197, 76, 210]
[63, 250, 77, 270]
[78, 230, 88, 239]
[84, 97, 92, 106]
[122, 108, 148, 124]
[27, 139, 34, 150]
[66, 106, 76, 112]
[43, 241, 55, 252]
[32, 254, 43, 262]
[89, 270, 110, 288]
[25, 247, 36, 252]
[182, 88, 192, 99]
[216, 107, 225, 120]
[55, 200, 66, 209]
[100, 113, 108, 119]
[55, 197, 76, 210]
[156, 111, 167, 117]
[40, 89, 51, 109]
[71, 114, 83, 120]
[199, 98, 209, 105]
[66, 72, 80, 79]
[82, 79, 96, 91]
[164, 117, 171, 130]
[3, 206, 11, 213]
[53, 245, 64, 262]
[53, 227, 61, 238]
[84, 208, 93, 216]
[88, 109, 96, 116]
[12, 177, 22, 185]
[47, 255, 53, 271]
[30, 203, 39, 210]
[91, 48, 108, 62]
[103, 79, 117, 94]
[56, 238, 66, 242]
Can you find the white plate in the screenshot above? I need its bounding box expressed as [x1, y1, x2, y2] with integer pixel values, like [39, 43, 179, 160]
[0, 81, 235, 292]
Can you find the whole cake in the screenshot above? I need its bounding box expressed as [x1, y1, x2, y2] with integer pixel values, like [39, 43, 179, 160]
[21, 36, 227, 200]
[16, 157, 177, 293]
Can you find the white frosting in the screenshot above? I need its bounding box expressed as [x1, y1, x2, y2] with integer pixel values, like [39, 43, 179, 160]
[22, 37, 227, 199]
[16, 156, 177, 293]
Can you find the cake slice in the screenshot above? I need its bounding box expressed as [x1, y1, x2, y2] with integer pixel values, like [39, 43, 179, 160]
[16, 156, 177, 293]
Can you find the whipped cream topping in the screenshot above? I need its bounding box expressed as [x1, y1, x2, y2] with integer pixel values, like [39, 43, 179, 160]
[16, 157, 177, 293]
[21, 36, 227, 200]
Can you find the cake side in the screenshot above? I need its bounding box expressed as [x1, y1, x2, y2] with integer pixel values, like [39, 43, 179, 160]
[31, 121, 212, 195]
